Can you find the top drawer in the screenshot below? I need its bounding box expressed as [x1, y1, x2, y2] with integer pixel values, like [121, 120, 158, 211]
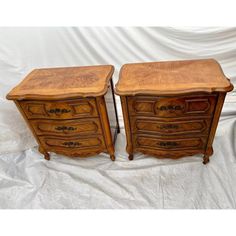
[20, 98, 98, 119]
[127, 94, 217, 118]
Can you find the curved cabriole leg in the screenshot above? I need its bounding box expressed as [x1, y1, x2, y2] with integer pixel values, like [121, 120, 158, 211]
[128, 154, 134, 160]
[110, 154, 115, 161]
[126, 144, 134, 161]
[44, 152, 50, 161]
[38, 146, 50, 161]
[203, 155, 210, 165]
[126, 145, 134, 161]
[203, 147, 213, 165]
[107, 146, 115, 161]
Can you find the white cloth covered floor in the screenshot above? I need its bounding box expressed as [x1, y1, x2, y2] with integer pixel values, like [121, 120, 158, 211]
[0, 27, 236, 208]
[0, 115, 236, 209]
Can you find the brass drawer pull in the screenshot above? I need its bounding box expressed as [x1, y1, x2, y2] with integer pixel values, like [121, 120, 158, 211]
[47, 108, 71, 114]
[157, 105, 183, 111]
[63, 141, 80, 147]
[55, 126, 77, 131]
[160, 124, 179, 129]
[159, 141, 178, 147]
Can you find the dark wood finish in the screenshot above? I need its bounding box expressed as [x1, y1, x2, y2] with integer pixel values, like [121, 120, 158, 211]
[7, 65, 120, 161]
[115, 59, 233, 164]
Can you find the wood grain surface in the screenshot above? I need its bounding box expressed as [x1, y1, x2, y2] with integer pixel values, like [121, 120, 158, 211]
[115, 59, 233, 95]
[7, 65, 114, 100]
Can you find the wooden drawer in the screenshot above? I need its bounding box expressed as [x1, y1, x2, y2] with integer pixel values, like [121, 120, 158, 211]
[133, 134, 207, 150]
[30, 118, 102, 136]
[131, 117, 212, 136]
[39, 135, 105, 151]
[128, 95, 217, 118]
[20, 98, 98, 119]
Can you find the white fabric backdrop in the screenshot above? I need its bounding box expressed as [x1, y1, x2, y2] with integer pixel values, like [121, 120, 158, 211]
[0, 27, 236, 208]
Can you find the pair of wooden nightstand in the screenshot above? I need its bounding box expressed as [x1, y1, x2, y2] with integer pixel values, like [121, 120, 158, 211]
[7, 59, 233, 164]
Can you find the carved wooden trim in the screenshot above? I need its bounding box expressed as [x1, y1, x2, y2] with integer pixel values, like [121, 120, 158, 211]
[44, 136, 103, 149]
[70, 100, 94, 116]
[22, 99, 98, 119]
[134, 118, 209, 135]
[115, 85, 234, 96]
[31, 119, 100, 136]
[49, 148, 104, 158]
[27, 103, 49, 117]
[128, 95, 217, 118]
[134, 148, 205, 159]
[135, 135, 206, 151]
[133, 100, 156, 114]
[185, 98, 210, 114]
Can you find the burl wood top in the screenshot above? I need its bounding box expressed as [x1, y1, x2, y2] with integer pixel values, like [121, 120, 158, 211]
[115, 59, 233, 95]
[7, 65, 114, 100]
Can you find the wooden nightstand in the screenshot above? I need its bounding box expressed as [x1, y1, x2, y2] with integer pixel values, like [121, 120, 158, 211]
[7, 65, 120, 161]
[115, 59, 233, 164]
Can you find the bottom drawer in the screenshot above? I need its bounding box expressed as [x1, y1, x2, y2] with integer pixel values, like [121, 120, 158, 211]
[133, 134, 207, 151]
[39, 135, 106, 157]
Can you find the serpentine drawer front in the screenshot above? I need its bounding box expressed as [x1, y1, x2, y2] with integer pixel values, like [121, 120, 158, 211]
[130, 117, 212, 136]
[20, 98, 98, 119]
[128, 95, 217, 118]
[30, 118, 102, 136]
[7, 65, 120, 161]
[38, 135, 106, 158]
[133, 135, 207, 151]
[115, 59, 233, 164]
[39, 135, 106, 151]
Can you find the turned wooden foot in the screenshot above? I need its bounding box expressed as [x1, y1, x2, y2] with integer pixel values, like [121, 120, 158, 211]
[110, 154, 115, 161]
[128, 154, 133, 160]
